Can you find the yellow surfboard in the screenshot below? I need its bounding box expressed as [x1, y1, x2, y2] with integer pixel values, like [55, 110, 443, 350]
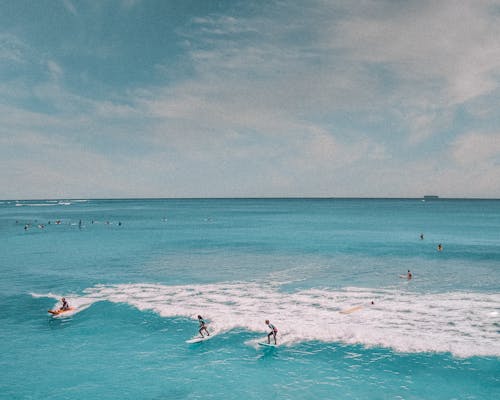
[48, 307, 74, 315]
[339, 305, 363, 314]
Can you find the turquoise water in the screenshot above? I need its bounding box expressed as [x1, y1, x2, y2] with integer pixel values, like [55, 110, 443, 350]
[1, 198, 499, 399]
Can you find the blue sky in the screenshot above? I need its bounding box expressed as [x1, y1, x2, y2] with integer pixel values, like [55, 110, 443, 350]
[1, 0, 500, 199]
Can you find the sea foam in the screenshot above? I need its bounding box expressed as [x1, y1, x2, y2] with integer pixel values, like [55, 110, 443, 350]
[34, 282, 500, 358]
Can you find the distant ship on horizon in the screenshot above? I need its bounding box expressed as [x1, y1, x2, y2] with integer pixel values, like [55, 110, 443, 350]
[423, 195, 439, 200]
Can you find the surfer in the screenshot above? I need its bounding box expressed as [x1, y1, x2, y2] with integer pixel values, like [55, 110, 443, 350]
[198, 315, 210, 338]
[265, 320, 278, 345]
[60, 297, 70, 311]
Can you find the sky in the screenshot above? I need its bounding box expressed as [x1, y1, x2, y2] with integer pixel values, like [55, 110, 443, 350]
[1, 0, 500, 199]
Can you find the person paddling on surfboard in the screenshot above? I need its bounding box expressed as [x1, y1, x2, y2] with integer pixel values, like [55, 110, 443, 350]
[265, 320, 278, 345]
[60, 297, 70, 311]
[198, 315, 210, 338]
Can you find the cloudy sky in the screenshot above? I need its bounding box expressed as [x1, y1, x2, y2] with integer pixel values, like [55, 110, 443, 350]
[1, 0, 500, 199]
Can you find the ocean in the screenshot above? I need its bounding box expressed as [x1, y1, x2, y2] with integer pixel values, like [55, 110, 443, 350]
[1, 198, 499, 399]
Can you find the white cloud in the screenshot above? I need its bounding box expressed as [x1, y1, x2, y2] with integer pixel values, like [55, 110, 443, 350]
[47, 60, 63, 80]
[173, 0, 500, 146]
[122, 0, 500, 197]
[121, 0, 142, 9]
[452, 131, 500, 166]
[0, 33, 28, 63]
[326, 0, 500, 105]
[2, 1, 500, 198]
[61, 0, 77, 16]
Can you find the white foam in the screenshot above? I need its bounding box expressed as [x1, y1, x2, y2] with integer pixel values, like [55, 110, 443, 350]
[32, 292, 95, 317]
[14, 202, 56, 207]
[32, 283, 500, 358]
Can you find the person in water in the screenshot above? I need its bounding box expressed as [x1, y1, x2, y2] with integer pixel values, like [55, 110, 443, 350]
[265, 320, 278, 345]
[60, 297, 70, 311]
[437, 244, 443, 251]
[407, 270, 412, 279]
[198, 315, 210, 338]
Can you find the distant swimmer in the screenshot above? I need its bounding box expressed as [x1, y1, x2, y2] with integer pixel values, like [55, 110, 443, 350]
[265, 320, 278, 345]
[198, 315, 210, 338]
[437, 244, 443, 252]
[399, 270, 412, 280]
[420, 233, 424, 240]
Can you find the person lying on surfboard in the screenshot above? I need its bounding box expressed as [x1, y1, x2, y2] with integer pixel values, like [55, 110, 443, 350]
[265, 320, 278, 345]
[198, 315, 210, 338]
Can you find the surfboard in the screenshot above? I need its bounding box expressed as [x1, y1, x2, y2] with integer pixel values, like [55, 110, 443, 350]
[186, 335, 212, 344]
[258, 342, 277, 347]
[339, 305, 363, 314]
[48, 307, 74, 315]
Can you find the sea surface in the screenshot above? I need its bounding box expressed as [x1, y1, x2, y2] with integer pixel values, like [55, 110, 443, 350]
[1, 198, 499, 399]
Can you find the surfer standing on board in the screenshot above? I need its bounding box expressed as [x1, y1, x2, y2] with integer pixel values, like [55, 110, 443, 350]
[198, 315, 210, 338]
[265, 320, 278, 345]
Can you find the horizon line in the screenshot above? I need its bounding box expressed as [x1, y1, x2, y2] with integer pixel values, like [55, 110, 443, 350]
[3, 196, 500, 202]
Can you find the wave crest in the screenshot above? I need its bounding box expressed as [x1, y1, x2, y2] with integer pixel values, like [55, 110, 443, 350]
[33, 283, 500, 358]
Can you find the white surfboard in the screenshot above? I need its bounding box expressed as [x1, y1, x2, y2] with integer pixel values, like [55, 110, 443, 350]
[258, 342, 277, 347]
[186, 335, 213, 344]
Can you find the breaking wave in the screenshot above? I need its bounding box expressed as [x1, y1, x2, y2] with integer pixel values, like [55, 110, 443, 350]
[33, 282, 500, 358]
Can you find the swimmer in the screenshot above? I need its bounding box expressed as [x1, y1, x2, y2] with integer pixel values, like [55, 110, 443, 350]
[437, 244, 443, 251]
[265, 320, 278, 345]
[198, 315, 210, 338]
[420, 233, 424, 240]
[407, 270, 412, 279]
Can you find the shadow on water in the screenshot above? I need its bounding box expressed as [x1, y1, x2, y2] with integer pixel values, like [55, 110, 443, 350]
[256, 344, 280, 361]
